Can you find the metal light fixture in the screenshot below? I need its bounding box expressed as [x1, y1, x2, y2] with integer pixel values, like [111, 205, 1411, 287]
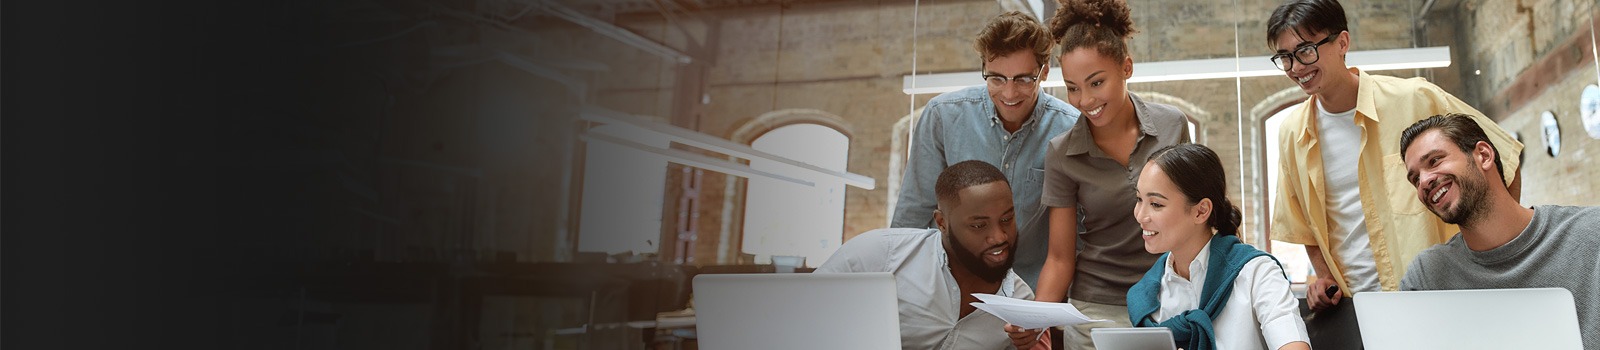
[903, 46, 1452, 95]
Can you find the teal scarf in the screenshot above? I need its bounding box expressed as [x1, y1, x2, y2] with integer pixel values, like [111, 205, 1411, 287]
[1126, 235, 1284, 350]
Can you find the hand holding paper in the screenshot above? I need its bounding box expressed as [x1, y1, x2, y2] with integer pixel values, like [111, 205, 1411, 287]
[971, 293, 1110, 330]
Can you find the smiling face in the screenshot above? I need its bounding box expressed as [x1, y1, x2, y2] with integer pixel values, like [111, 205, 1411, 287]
[935, 181, 1019, 283]
[1133, 161, 1212, 255]
[985, 49, 1046, 125]
[1059, 47, 1132, 128]
[1271, 28, 1348, 97]
[1405, 129, 1494, 225]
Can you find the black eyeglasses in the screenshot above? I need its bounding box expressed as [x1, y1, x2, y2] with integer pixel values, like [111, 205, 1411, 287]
[1270, 31, 1342, 71]
[983, 64, 1046, 87]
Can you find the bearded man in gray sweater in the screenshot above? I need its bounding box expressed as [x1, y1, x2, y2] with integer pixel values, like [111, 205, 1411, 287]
[1396, 113, 1599, 349]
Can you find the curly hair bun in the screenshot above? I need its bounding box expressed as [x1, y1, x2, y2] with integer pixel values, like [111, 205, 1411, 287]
[1048, 0, 1136, 60]
[1049, 0, 1135, 41]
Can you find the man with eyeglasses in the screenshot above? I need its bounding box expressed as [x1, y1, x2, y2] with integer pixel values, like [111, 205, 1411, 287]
[893, 11, 1079, 291]
[1264, 0, 1524, 345]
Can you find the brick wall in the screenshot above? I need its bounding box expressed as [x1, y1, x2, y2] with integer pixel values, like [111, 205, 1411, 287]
[1495, 64, 1600, 206]
[1452, 0, 1598, 115]
[1436, 0, 1600, 206]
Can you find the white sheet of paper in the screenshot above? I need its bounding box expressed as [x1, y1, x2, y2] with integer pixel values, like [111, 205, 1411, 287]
[971, 293, 1110, 329]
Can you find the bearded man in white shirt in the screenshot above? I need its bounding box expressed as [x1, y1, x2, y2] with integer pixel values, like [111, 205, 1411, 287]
[819, 160, 1045, 350]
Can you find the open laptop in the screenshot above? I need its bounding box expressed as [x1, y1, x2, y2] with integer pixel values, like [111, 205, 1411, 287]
[1354, 288, 1582, 350]
[693, 272, 900, 350]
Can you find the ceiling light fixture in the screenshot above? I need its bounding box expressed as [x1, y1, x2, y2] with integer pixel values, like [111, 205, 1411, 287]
[903, 46, 1451, 95]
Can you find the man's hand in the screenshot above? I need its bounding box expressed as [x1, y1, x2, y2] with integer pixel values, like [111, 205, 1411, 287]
[1306, 277, 1342, 312]
[1004, 323, 1046, 349]
[1303, 246, 1342, 313]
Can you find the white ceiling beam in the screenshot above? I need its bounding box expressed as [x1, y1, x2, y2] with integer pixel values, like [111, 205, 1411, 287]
[580, 105, 877, 190]
[581, 132, 816, 187]
[498, 52, 588, 99]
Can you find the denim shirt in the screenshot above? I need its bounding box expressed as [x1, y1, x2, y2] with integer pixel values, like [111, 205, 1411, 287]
[891, 85, 1079, 287]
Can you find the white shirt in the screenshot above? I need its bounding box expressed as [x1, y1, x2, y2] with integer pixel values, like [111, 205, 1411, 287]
[816, 228, 1034, 350]
[1314, 99, 1382, 294]
[1153, 244, 1310, 350]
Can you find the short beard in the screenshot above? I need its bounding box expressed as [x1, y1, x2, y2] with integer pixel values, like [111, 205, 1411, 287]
[1434, 170, 1491, 227]
[945, 234, 1016, 283]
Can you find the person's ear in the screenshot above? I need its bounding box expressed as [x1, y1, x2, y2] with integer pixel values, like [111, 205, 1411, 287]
[1193, 198, 1213, 226]
[1474, 141, 1497, 172]
[934, 209, 947, 232]
[1122, 56, 1134, 79]
[1336, 31, 1351, 56]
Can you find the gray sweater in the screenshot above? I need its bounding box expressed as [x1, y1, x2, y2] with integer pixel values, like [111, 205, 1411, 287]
[1400, 205, 1600, 349]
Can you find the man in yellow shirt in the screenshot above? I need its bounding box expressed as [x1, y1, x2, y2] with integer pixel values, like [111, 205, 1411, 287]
[1265, 0, 1523, 314]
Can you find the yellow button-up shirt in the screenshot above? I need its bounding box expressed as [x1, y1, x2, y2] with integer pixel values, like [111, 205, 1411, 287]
[1271, 68, 1523, 292]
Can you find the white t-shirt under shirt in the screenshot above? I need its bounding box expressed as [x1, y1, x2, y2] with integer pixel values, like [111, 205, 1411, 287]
[1314, 99, 1381, 294]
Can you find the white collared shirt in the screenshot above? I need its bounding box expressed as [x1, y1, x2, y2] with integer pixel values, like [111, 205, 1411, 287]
[1152, 244, 1310, 350]
[816, 228, 1035, 350]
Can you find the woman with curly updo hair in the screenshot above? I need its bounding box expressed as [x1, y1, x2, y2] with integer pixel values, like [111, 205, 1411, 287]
[1013, 0, 1193, 348]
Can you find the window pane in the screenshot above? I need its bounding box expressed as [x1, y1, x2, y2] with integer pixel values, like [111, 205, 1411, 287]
[1265, 104, 1312, 284]
[744, 124, 849, 267]
[1187, 120, 1198, 143]
[577, 126, 671, 255]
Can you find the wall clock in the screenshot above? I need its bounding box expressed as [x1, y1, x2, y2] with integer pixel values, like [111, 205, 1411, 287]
[1541, 110, 1561, 157]
[1580, 84, 1600, 139]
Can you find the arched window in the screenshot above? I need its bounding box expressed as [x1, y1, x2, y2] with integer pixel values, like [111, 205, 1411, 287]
[576, 125, 671, 255]
[742, 123, 850, 267]
[1133, 91, 1210, 145]
[1261, 102, 1313, 284]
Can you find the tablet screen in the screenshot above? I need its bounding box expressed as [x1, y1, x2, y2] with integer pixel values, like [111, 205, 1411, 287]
[1090, 327, 1177, 350]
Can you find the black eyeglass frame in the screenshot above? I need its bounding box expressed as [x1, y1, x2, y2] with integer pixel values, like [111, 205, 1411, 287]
[1270, 31, 1343, 71]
